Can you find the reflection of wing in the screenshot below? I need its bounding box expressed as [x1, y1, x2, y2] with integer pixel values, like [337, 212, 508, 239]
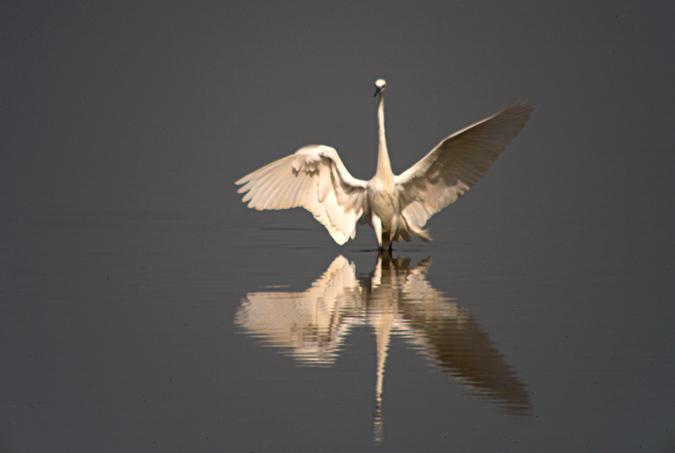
[234, 255, 362, 365]
[236, 253, 532, 441]
[396, 258, 531, 414]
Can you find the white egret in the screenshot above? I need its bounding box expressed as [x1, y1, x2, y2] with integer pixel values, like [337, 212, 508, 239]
[236, 79, 532, 251]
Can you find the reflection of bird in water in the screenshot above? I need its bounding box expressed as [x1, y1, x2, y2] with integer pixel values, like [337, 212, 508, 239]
[237, 79, 532, 250]
[235, 255, 531, 442]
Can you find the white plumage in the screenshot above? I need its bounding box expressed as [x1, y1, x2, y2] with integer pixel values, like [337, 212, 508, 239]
[236, 79, 532, 250]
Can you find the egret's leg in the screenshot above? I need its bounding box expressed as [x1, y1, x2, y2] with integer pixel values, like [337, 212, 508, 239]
[372, 214, 383, 248]
[380, 233, 392, 252]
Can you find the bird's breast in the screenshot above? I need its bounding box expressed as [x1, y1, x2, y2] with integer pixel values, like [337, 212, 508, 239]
[367, 183, 398, 224]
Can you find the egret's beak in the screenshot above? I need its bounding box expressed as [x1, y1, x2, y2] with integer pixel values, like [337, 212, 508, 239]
[374, 86, 384, 97]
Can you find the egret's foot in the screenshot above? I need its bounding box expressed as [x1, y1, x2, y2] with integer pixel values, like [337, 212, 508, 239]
[378, 248, 392, 260]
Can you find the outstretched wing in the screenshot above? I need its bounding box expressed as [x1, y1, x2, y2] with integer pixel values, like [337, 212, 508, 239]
[236, 145, 368, 245]
[395, 103, 533, 232]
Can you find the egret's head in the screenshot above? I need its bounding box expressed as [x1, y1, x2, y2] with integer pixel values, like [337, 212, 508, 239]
[374, 79, 386, 97]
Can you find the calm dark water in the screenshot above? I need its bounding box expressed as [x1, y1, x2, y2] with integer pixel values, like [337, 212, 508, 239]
[2, 189, 674, 451]
[2, 2, 675, 451]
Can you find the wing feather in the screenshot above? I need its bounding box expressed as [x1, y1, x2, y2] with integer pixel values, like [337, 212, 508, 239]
[395, 103, 533, 230]
[236, 145, 368, 245]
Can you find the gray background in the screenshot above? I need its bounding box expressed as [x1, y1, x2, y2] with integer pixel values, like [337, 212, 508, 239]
[2, 1, 674, 451]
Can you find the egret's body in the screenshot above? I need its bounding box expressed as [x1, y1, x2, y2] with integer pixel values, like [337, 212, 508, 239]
[236, 79, 532, 250]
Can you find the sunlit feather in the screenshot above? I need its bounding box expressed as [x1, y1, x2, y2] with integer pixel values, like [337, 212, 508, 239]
[236, 79, 532, 250]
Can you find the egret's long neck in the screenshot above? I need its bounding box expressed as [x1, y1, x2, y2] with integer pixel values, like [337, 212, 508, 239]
[375, 94, 394, 183]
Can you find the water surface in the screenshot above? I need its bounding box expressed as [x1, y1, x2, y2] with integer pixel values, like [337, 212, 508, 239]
[2, 202, 674, 451]
[2, 2, 675, 450]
